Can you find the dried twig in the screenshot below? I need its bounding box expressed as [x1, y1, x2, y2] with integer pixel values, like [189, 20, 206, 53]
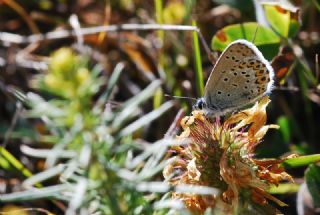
[0, 24, 213, 60]
[0, 24, 197, 44]
[2, 0, 40, 34]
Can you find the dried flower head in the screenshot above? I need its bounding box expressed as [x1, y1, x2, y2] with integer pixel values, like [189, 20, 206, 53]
[164, 97, 293, 214]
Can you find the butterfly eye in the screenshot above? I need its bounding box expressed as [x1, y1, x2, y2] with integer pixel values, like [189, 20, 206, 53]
[194, 98, 206, 110]
[198, 101, 203, 109]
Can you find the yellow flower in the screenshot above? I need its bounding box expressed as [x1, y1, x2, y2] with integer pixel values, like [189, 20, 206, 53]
[44, 74, 61, 89]
[50, 47, 75, 76]
[163, 97, 293, 214]
[76, 68, 90, 85]
[163, 1, 186, 24]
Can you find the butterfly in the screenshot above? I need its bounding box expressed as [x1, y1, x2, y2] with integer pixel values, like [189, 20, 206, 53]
[193, 39, 274, 116]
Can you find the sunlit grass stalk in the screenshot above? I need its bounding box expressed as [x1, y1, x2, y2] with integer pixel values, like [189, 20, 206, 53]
[0, 146, 33, 179]
[282, 154, 320, 168]
[155, 0, 164, 68]
[182, 0, 196, 22]
[154, 0, 165, 110]
[312, 0, 320, 13]
[192, 20, 204, 96]
[296, 63, 315, 141]
[298, 59, 318, 86]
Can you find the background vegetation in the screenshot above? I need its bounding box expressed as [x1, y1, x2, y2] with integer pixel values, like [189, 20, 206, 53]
[0, 0, 320, 214]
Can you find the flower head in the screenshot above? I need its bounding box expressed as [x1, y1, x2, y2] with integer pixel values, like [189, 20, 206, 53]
[164, 97, 293, 214]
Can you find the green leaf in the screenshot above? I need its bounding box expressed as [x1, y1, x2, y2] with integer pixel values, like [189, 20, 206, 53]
[305, 164, 320, 208]
[282, 154, 320, 168]
[211, 22, 280, 60]
[263, 3, 300, 38]
[277, 116, 291, 143]
[264, 5, 290, 37]
[288, 15, 300, 37]
[268, 183, 299, 194]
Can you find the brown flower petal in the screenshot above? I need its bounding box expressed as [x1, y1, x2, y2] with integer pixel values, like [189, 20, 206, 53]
[164, 97, 293, 213]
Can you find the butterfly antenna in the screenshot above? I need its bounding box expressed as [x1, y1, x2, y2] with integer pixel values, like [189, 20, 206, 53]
[240, 22, 247, 40]
[251, 26, 259, 43]
[165, 94, 197, 101]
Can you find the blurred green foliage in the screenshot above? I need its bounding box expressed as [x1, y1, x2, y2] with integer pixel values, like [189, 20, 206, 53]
[306, 164, 320, 208]
[211, 22, 280, 60]
[263, 4, 300, 38]
[0, 0, 320, 214]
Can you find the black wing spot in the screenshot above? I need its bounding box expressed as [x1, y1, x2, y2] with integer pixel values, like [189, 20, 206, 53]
[224, 78, 229, 82]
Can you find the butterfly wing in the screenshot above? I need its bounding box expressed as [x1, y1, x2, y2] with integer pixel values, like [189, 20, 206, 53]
[204, 39, 274, 114]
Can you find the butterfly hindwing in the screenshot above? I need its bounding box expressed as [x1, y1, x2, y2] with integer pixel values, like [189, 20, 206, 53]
[203, 40, 274, 114]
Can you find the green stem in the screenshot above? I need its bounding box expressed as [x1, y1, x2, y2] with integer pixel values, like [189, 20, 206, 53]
[192, 20, 204, 96]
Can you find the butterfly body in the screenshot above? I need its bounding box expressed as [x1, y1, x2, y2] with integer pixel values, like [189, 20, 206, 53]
[194, 39, 274, 116]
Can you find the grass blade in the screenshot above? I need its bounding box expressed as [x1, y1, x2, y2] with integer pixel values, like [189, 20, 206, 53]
[96, 62, 125, 108]
[118, 101, 173, 138]
[113, 80, 162, 129]
[192, 20, 204, 96]
[0, 184, 70, 202]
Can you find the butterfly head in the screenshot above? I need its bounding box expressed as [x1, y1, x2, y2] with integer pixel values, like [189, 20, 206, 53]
[193, 98, 207, 110]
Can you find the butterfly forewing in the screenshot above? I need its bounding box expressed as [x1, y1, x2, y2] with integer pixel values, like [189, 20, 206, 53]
[204, 40, 274, 114]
